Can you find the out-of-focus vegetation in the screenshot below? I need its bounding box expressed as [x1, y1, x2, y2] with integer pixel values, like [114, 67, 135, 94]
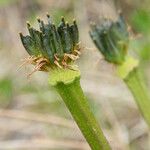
[0, 0, 18, 6]
[0, 77, 13, 106]
[130, 9, 150, 61]
[0, 0, 150, 150]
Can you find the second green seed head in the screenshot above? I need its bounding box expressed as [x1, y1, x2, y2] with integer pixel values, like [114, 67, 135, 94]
[90, 14, 129, 65]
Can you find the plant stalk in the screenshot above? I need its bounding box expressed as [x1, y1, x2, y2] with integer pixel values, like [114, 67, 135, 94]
[124, 68, 150, 127]
[53, 77, 111, 150]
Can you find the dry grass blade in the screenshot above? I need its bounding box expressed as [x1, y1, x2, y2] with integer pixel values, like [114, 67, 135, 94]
[0, 138, 90, 150]
[0, 109, 77, 129]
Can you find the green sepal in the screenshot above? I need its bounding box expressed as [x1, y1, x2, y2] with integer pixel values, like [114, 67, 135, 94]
[43, 24, 56, 55]
[20, 34, 35, 55]
[69, 21, 79, 47]
[39, 20, 45, 33]
[89, 29, 106, 54]
[32, 30, 43, 56]
[26, 27, 41, 56]
[116, 14, 129, 39]
[58, 17, 66, 30]
[100, 31, 114, 59]
[42, 34, 54, 63]
[109, 23, 129, 46]
[59, 27, 72, 53]
[53, 25, 63, 57]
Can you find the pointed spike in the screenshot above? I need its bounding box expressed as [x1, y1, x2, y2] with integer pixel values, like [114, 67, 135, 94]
[39, 20, 45, 33]
[19, 32, 24, 42]
[19, 32, 23, 37]
[66, 22, 69, 27]
[46, 12, 50, 18]
[47, 13, 52, 24]
[26, 21, 31, 28]
[61, 16, 65, 23]
[73, 19, 76, 24]
[37, 17, 41, 23]
[52, 23, 56, 30]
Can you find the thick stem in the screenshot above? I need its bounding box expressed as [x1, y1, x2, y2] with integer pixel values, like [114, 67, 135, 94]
[124, 68, 150, 127]
[54, 77, 111, 150]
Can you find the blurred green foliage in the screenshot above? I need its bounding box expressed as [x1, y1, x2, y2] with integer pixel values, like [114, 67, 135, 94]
[140, 40, 150, 61]
[0, 77, 13, 106]
[0, 0, 18, 6]
[131, 9, 150, 34]
[130, 9, 150, 61]
[21, 84, 39, 93]
[50, 8, 74, 25]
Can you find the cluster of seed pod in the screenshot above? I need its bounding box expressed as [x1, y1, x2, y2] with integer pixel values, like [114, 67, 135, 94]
[20, 14, 80, 72]
[90, 14, 129, 64]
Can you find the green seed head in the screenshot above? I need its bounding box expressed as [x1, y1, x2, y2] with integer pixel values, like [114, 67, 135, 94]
[90, 13, 129, 64]
[20, 14, 80, 71]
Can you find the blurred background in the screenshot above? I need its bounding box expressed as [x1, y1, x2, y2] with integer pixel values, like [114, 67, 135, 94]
[0, 0, 150, 149]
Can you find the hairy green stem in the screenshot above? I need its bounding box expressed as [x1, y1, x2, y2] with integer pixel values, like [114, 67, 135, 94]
[49, 69, 110, 150]
[124, 68, 150, 127]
